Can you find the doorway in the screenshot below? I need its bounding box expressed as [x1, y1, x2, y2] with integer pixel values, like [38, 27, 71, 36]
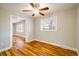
[10, 15, 26, 48]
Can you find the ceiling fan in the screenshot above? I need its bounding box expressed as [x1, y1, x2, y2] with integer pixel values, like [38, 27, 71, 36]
[22, 3, 49, 16]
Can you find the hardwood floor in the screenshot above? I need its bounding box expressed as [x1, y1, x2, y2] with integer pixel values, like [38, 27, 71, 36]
[0, 36, 78, 56]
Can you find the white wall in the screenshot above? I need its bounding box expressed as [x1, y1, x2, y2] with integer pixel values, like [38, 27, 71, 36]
[77, 5, 79, 50]
[25, 17, 34, 41]
[34, 7, 77, 48]
[0, 8, 11, 51]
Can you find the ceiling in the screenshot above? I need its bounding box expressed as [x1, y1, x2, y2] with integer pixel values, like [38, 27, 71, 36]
[0, 3, 77, 17]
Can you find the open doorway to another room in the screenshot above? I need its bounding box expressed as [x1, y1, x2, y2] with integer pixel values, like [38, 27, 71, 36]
[11, 15, 26, 48]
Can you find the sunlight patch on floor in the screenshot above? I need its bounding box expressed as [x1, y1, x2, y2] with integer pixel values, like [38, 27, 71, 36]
[16, 39, 24, 48]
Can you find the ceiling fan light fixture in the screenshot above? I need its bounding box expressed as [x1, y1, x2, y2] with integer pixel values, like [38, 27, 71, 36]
[22, 3, 49, 16]
[33, 8, 39, 14]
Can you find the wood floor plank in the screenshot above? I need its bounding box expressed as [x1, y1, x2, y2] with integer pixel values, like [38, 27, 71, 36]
[9, 48, 19, 56]
[11, 48, 24, 56]
[14, 47, 27, 56]
[24, 44, 41, 55]
[5, 50, 11, 56]
[0, 53, 3, 56]
[0, 51, 5, 56]
[9, 49, 17, 56]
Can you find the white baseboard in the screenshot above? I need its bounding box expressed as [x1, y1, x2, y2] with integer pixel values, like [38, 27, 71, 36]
[28, 39, 79, 55]
[0, 46, 12, 52]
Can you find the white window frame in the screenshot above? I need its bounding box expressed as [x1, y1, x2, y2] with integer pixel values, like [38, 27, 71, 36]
[16, 23, 24, 33]
[40, 16, 57, 32]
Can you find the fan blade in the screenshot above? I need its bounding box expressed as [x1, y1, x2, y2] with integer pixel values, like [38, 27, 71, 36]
[22, 10, 32, 12]
[39, 12, 45, 16]
[30, 3, 35, 8]
[39, 7, 49, 11]
[32, 13, 35, 16]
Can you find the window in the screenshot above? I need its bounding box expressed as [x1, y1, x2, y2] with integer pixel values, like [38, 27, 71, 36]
[40, 16, 57, 31]
[16, 23, 24, 32]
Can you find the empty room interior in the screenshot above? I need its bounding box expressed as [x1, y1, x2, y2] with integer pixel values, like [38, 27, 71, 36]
[0, 3, 79, 56]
